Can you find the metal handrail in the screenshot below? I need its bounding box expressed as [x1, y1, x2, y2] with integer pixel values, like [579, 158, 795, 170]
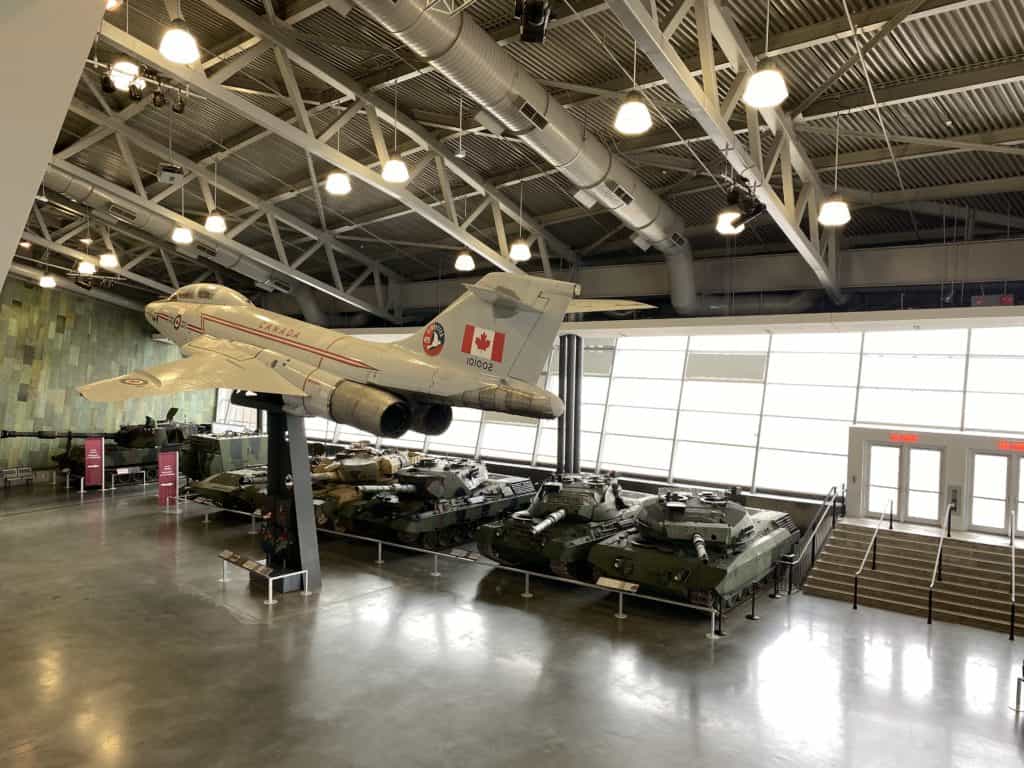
[773, 485, 842, 596]
[1010, 506, 1017, 641]
[852, 501, 892, 610]
[927, 500, 957, 625]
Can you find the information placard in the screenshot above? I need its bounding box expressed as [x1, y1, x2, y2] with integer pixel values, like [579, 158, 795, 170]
[83, 437, 104, 489]
[158, 450, 179, 506]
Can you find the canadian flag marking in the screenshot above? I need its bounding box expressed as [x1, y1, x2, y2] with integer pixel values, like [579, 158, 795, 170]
[461, 324, 505, 362]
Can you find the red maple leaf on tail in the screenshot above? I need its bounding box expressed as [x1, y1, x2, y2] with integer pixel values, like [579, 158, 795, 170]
[475, 331, 491, 351]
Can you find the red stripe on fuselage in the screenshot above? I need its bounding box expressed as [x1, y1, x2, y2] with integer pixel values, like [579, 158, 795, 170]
[158, 311, 377, 371]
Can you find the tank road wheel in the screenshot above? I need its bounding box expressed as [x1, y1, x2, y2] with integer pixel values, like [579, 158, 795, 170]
[420, 531, 440, 550]
[550, 561, 572, 579]
[437, 529, 457, 549]
[396, 531, 419, 546]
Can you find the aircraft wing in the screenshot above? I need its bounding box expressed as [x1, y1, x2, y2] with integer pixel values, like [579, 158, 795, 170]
[567, 299, 655, 313]
[78, 336, 306, 403]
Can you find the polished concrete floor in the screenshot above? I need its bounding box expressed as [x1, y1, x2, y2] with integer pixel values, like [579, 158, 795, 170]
[1, 484, 1023, 768]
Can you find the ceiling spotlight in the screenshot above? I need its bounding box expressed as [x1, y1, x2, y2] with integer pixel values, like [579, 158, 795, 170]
[101, 74, 117, 93]
[818, 193, 851, 227]
[325, 171, 352, 196]
[454, 251, 475, 272]
[128, 82, 145, 102]
[515, 0, 551, 44]
[716, 206, 745, 236]
[454, 146, 467, 159]
[98, 252, 120, 269]
[110, 60, 145, 93]
[742, 62, 788, 109]
[77, 261, 97, 275]
[171, 226, 194, 245]
[381, 157, 409, 184]
[614, 91, 652, 136]
[19, 241, 31, 249]
[172, 93, 186, 114]
[152, 87, 167, 108]
[160, 19, 201, 65]
[204, 210, 227, 234]
[509, 237, 532, 262]
[105, 0, 123, 10]
[38, 274, 56, 289]
[79, 237, 94, 246]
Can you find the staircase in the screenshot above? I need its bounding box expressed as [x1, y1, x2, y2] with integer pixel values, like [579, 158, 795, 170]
[804, 521, 1024, 635]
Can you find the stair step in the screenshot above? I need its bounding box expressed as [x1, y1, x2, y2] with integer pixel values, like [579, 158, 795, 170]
[807, 569, 1018, 614]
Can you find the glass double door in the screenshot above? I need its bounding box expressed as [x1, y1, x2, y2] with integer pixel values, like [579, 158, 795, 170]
[867, 444, 943, 524]
[969, 453, 1024, 534]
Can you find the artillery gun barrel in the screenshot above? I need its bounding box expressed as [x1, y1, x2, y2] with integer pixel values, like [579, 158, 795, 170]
[357, 483, 417, 495]
[692, 533, 709, 564]
[1, 430, 115, 440]
[530, 508, 567, 536]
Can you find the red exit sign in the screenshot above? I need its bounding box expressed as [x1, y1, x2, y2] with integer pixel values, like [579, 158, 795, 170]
[890, 432, 920, 443]
[998, 440, 1024, 452]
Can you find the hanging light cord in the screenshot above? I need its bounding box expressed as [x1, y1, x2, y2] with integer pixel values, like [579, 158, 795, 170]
[393, 78, 399, 154]
[518, 181, 524, 238]
[763, 0, 771, 58]
[632, 40, 638, 86]
[832, 113, 841, 191]
[840, 0, 918, 236]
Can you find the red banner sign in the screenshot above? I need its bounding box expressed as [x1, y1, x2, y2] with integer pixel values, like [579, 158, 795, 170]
[889, 432, 920, 444]
[998, 440, 1024, 452]
[158, 450, 179, 506]
[83, 437, 104, 488]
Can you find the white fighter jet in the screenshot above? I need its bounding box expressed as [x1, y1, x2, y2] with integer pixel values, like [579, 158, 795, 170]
[79, 273, 647, 438]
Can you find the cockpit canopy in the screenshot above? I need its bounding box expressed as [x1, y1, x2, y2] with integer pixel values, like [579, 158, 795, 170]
[165, 284, 252, 306]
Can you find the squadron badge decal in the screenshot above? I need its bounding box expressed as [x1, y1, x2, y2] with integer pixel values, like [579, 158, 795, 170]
[422, 321, 445, 356]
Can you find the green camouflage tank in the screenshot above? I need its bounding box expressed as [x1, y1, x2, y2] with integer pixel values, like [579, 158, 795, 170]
[476, 473, 658, 579]
[186, 466, 268, 512]
[181, 433, 268, 480]
[587, 490, 800, 609]
[319, 456, 535, 550]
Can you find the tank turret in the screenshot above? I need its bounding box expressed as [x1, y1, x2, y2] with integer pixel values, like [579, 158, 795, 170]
[394, 456, 487, 499]
[476, 472, 657, 580]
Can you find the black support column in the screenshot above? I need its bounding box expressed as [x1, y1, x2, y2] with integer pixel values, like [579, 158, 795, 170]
[556, 334, 583, 475]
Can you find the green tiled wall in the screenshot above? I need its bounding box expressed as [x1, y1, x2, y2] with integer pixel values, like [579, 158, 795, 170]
[1, 281, 215, 469]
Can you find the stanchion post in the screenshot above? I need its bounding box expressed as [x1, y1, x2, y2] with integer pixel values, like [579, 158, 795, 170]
[219, 560, 230, 584]
[853, 575, 859, 610]
[521, 572, 533, 599]
[249, 511, 258, 535]
[265, 577, 277, 606]
[431, 554, 440, 578]
[927, 589, 933, 625]
[872, 538, 878, 570]
[375, 540, 384, 565]
[614, 591, 627, 620]
[1010, 602, 1016, 641]
[746, 583, 760, 621]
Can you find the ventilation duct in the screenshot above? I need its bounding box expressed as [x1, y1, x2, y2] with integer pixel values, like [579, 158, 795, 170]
[341, 0, 698, 314]
[693, 290, 820, 316]
[42, 166, 276, 288]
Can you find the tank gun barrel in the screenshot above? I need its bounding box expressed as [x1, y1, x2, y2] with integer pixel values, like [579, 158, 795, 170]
[357, 483, 417, 496]
[692, 533, 709, 564]
[1, 430, 115, 440]
[530, 508, 567, 536]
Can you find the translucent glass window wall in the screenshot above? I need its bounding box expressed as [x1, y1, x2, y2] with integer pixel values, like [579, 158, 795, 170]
[215, 323, 1024, 497]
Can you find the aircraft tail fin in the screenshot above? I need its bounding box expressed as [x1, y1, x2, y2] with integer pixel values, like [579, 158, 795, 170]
[398, 272, 578, 383]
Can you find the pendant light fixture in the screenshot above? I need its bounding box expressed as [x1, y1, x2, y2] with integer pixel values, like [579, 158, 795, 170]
[818, 113, 851, 227]
[105, 0, 123, 11]
[454, 252, 476, 271]
[382, 79, 409, 184]
[325, 113, 351, 195]
[39, 274, 57, 289]
[78, 261, 97, 275]
[614, 41, 652, 136]
[716, 189, 745, 236]
[160, 2, 200, 65]
[172, 185, 193, 244]
[110, 60, 145, 93]
[205, 160, 228, 232]
[742, 0, 788, 109]
[509, 181, 531, 262]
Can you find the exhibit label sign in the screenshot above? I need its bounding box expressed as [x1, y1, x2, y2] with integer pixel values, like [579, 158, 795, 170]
[83, 437, 104, 488]
[158, 450, 178, 506]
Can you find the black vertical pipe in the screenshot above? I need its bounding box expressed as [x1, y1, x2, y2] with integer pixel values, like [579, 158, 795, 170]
[561, 335, 569, 475]
[853, 576, 859, 609]
[927, 590, 933, 624]
[572, 334, 582, 473]
[563, 335, 576, 474]
[872, 538, 877, 570]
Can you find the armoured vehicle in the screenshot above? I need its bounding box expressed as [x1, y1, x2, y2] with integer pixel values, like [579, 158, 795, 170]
[476, 473, 658, 579]
[587, 490, 800, 609]
[181, 432, 267, 480]
[1, 408, 209, 480]
[186, 466, 268, 512]
[318, 455, 535, 549]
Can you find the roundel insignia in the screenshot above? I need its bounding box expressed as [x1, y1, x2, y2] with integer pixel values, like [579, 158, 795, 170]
[120, 377, 148, 387]
[173, 314, 182, 330]
[422, 321, 445, 356]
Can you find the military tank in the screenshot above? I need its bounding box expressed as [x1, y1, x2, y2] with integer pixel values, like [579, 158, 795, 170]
[319, 455, 535, 549]
[186, 466, 268, 512]
[181, 432, 267, 480]
[1, 408, 209, 480]
[476, 473, 658, 579]
[587, 490, 800, 609]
